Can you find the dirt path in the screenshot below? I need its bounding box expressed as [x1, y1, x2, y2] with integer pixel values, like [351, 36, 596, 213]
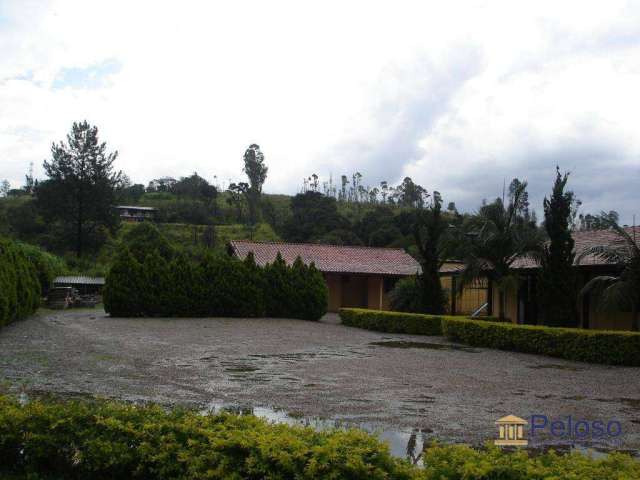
[1, 309, 639, 454]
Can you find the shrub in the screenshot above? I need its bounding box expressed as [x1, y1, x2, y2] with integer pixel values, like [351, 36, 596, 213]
[105, 249, 324, 320]
[0, 237, 40, 327]
[1, 396, 639, 480]
[103, 248, 145, 317]
[0, 395, 414, 480]
[15, 242, 67, 295]
[389, 276, 424, 313]
[442, 317, 640, 366]
[340, 308, 445, 336]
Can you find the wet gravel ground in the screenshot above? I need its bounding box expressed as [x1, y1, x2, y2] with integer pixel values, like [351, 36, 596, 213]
[1, 308, 639, 453]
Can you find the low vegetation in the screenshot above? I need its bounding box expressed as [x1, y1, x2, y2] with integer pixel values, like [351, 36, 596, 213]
[340, 308, 640, 366]
[104, 225, 328, 320]
[442, 317, 640, 366]
[340, 308, 446, 336]
[1, 395, 638, 480]
[0, 238, 41, 327]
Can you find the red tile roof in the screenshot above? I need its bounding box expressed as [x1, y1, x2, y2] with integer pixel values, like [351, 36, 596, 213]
[229, 240, 421, 276]
[440, 227, 640, 273]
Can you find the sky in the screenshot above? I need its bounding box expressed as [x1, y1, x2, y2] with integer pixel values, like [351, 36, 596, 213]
[1, 0, 639, 223]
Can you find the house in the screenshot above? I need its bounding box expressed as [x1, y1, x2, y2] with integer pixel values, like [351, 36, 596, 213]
[229, 240, 420, 312]
[115, 205, 156, 222]
[440, 227, 640, 330]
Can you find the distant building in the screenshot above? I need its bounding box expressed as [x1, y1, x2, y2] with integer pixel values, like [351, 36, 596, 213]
[115, 205, 156, 222]
[440, 227, 640, 330]
[229, 240, 420, 312]
[53, 276, 105, 295]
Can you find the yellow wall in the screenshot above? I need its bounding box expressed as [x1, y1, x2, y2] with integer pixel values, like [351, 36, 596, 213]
[323, 273, 393, 312]
[441, 276, 489, 316]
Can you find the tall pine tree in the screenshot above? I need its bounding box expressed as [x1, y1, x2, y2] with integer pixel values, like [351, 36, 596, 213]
[538, 168, 578, 326]
[38, 121, 121, 257]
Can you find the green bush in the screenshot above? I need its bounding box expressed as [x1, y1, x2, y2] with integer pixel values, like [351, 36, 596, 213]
[105, 247, 325, 320]
[0, 237, 40, 327]
[14, 242, 67, 295]
[264, 255, 328, 321]
[1, 396, 639, 480]
[0, 395, 414, 480]
[442, 317, 640, 366]
[121, 222, 175, 262]
[340, 308, 446, 336]
[388, 276, 424, 313]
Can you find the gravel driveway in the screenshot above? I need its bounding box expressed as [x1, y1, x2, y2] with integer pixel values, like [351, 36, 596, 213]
[1, 308, 639, 455]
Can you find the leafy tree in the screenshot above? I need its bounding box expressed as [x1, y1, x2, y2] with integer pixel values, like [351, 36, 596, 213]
[579, 220, 640, 331]
[226, 182, 248, 222]
[1, 180, 10, 197]
[263, 253, 292, 317]
[391, 177, 428, 208]
[140, 251, 172, 316]
[578, 211, 620, 231]
[243, 144, 268, 225]
[458, 180, 542, 321]
[37, 121, 121, 257]
[121, 222, 174, 262]
[537, 168, 578, 326]
[413, 192, 448, 314]
[282, 191, 350, 243]
[170, 253, 198, 315]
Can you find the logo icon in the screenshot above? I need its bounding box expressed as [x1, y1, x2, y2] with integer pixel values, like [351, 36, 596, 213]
[495, 415, 528, 446]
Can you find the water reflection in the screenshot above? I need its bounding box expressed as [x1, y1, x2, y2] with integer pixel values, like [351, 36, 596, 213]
[206, 401, 427, 462]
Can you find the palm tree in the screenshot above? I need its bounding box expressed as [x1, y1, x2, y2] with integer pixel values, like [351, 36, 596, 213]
[458, 181, 542, 321]
[578, 221, 640, 331]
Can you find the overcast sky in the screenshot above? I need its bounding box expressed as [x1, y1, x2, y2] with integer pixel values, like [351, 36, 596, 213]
[1, 1, 639, 223]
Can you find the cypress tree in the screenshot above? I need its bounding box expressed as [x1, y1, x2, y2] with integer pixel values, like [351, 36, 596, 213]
[264, 253, 292, 318]
[140, 251, 171, 316]
[538, 168, 578, 326]
[170, 254, 196, 316]
[103, 248, 145, 317]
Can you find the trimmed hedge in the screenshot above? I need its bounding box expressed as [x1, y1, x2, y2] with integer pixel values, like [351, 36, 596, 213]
[340, 308, 447, 336]
[0, 237, 40, 327]
[104, 248, 328, 321]
[1, 396, 639, 480]
[340, 308, 640, 366]
[442, 317, 640, 366]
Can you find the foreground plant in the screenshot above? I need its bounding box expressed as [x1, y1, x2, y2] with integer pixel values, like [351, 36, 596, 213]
[1, 395, 639, 479]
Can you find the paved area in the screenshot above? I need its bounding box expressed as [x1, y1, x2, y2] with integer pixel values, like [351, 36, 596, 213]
[1, 308, 639, 453]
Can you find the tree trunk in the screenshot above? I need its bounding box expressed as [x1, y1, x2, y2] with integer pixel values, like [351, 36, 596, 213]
[498, 289, 506, 321]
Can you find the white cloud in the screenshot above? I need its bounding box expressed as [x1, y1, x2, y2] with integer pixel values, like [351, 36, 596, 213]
[1, 0, 639, 222]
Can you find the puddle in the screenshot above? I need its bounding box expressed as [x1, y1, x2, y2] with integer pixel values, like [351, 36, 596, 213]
[527, 364, 583, 372]
[205, 401, 429, 462]
[596, 397, 640, 411]
[369, 341, 477, 352]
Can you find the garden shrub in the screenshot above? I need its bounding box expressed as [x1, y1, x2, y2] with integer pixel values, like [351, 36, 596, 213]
[340, 308, 445, 336]
[0, 237, 40, 327]
[1, 395, 639, 480]
[104, 247, 325, 320]
[15, 242, 67, 295]
[103, 248, 145, 317]
[388, 276, 424, 313]
[442, 317, 640, 366]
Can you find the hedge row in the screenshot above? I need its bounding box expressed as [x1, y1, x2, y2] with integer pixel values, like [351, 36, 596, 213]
[14, 241, 67, 295]
[442, 317, 640, 366]
[104, 249, 328, 320]
[0, 237, 40, 327]
[1, 396, 639, 480]
[340, 308, 446, 335]
[340, 308, 640, 366]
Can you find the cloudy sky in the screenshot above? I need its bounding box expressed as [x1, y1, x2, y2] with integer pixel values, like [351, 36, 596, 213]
[1, 0, 639, 222]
